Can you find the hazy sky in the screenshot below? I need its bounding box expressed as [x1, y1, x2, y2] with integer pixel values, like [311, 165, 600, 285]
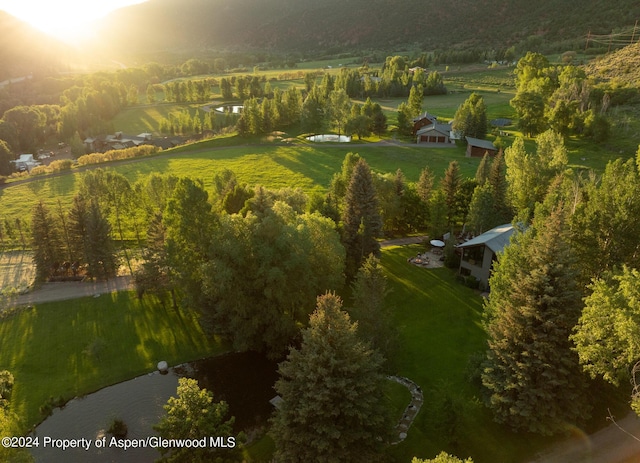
[0, 0, 148, 41]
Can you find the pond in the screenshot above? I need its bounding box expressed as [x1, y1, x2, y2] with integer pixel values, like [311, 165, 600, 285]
[30, 351, 278, 463]
[306, 134, 351, 143]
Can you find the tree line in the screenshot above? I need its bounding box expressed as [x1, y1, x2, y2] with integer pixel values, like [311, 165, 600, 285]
[480, 145, 640, 435]
[509, 51, 626, 141]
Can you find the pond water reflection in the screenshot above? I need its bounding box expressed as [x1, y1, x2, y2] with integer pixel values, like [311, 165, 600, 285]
[30, 351, 278, 463]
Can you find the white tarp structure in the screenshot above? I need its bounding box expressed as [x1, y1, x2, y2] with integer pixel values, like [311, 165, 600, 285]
[11, 154, 40, 172]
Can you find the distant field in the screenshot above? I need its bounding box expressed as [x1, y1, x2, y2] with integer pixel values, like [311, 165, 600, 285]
[0, 140, 480, 227]
[112, 102, 214, 135]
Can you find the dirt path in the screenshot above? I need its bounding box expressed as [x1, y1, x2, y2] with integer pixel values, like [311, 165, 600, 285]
[3, 276, 134, 309]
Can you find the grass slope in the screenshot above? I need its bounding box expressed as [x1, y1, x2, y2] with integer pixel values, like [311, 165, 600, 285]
[382, 245, 550, 463]
[0, 292, 223, 432]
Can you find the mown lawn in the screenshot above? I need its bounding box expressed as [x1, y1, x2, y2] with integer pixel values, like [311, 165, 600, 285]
[0, 140, 479, 228]
[0, 292, 224, 433]
[381, 245, 552, 463]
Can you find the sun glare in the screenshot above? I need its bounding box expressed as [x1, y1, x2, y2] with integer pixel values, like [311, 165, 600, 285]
[0, 0, 147, 43]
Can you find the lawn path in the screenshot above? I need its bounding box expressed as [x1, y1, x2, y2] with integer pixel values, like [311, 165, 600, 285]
[3, 276, 134, 310]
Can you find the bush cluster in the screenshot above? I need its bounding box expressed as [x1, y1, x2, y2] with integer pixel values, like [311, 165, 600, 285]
[77, 145, 160, 166]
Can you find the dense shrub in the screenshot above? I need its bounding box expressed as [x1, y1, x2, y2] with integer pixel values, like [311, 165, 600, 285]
[77, 145, 160, 166]
[48, 159, 73, 172]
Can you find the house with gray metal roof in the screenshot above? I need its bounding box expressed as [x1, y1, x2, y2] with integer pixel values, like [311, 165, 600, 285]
[457, 223, 514, 289]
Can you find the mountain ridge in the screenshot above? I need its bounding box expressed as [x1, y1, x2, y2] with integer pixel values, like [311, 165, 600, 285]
[91, 0, 640, 54]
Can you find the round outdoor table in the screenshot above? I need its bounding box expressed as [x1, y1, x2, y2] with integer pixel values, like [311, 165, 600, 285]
[430, 239, 445, 247]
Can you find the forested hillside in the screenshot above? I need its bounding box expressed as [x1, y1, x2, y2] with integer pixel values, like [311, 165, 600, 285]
[92, 0, 640, 55]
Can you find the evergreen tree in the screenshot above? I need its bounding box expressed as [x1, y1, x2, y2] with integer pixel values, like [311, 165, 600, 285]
[271, 293, 391, 462]
[371, 104, 388, 135]
[342, 158, 382, 278]
[441, 161, 461, 227]
[482, 207, 590, 434]
[31, 201, 64, 281]
[301, 86, 325, 133]
[466, 184, 498, 235]
[85, 200, 118, 280]
[154, 378, 240, 463]
[67, 194, 89, 268]
[328, 152, 361, 208]
[475, 152, 491, 185]
[428, 189, 449, 239]
[487, 149, 510, 223]
[417, 166, 435, 205]
[349, 255, 396, 366]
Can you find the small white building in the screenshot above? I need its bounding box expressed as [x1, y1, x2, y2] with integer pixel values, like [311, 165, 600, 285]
[11, 154, 40, 172]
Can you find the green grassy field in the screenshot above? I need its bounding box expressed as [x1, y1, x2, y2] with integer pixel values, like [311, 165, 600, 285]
[0, 140, 481, 228]
[0, 292, 223, 432]
[381, 245, 553, 463]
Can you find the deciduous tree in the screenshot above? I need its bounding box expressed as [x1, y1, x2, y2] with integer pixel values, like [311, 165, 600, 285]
[452, 93, 488, 139]
[571, 266, 640, 415]
[568, 156, 640, 285]
[202, 203, 345, 357]
[0, 140, 12, 176]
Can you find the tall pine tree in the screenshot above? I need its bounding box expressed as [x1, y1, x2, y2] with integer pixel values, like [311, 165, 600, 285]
[31, 201, 64, 281]
[342, 158, 382, 278]
[482, 207, 590, 434]
[348, 255, 396, 367]
[271, 293, 391, 462]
